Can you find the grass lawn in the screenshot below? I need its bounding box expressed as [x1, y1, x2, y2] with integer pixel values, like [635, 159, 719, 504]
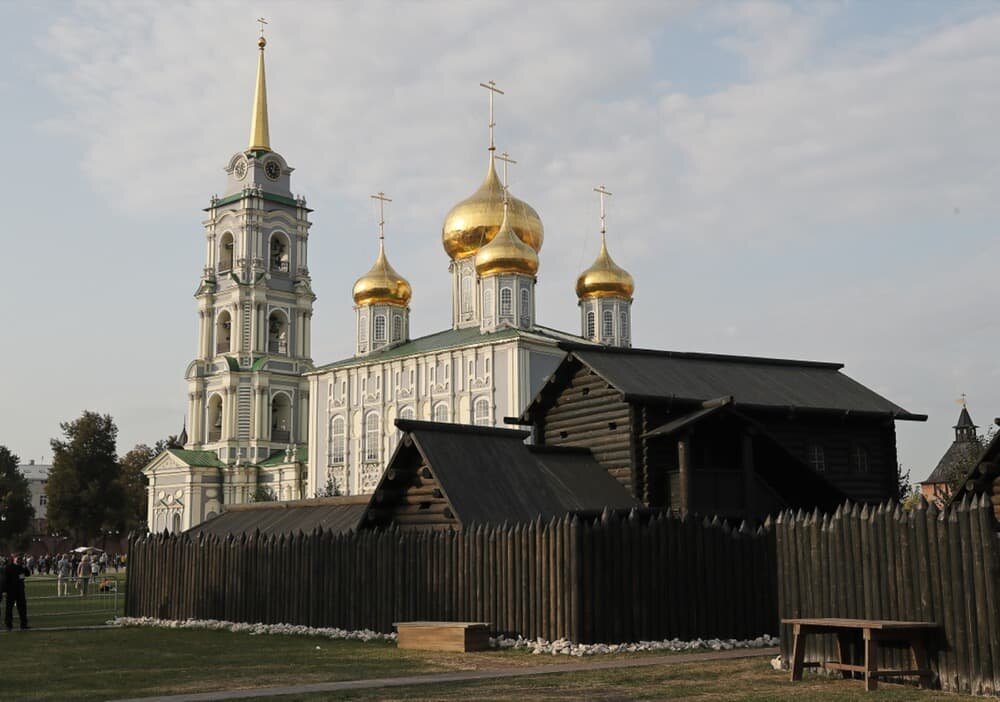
[19, 571, 127, 628]
[0, 625, 985, 702]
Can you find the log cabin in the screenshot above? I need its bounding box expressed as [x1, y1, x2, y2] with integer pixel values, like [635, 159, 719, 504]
[517, 345, 926, 522]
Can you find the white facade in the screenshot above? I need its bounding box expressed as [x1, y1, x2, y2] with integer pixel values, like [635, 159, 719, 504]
[18, 460, 50, 534]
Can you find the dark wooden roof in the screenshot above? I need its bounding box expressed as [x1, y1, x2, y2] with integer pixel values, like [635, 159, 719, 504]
[520, 345, 925, 422]
[381, 420, 638, 526]
[185, 496, 368, 537]
[923, 439, 982, 486]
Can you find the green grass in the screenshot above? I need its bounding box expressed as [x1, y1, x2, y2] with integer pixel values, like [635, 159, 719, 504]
[18, 571, 126, 628]
[0, 626, 984, 702]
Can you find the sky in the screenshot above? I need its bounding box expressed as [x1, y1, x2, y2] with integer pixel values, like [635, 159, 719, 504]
[1, 0, 998, 482]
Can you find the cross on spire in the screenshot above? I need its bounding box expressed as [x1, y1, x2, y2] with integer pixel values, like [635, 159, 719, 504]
[495, 151, 517, 201]
[257, 17, 268, 37]
[371, 192, 392, 242]
[594, 185, 613, 237]
[479, 80, 504, 152]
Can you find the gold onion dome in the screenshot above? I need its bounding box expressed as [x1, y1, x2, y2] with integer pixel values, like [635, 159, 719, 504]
[475, 205, 539, 277]
[352, 242, 412, 307]
[576, 236, 634, 300]
[442, 156, 544, 260]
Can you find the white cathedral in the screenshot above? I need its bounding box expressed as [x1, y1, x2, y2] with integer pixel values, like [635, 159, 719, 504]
[143, 34, 636, 533]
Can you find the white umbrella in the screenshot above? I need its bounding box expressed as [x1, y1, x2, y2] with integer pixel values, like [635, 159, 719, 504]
[71, 546, 103, 554]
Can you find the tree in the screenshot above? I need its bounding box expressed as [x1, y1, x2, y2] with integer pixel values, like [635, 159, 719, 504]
[119, 444, 155, 532]
[48, 411, 125, 541]
[250, 485, 277, 503]
[0, 446, 34, 550]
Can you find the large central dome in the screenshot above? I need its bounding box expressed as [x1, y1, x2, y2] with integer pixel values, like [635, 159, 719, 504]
[442, 155, 544, 260]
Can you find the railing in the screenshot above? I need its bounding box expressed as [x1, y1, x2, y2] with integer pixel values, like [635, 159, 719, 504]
[271, 429, 291, 443]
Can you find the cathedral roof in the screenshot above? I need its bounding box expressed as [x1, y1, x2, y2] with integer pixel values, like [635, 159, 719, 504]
[310, 324, 590, 373]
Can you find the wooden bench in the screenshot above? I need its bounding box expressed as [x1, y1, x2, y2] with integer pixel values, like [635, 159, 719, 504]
[783, 618, 937, 691]
[394, 621, 491, 652]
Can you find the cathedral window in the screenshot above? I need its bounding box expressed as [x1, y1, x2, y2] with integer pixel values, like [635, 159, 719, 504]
[392, 315, 402, 341]
[219, 233, 234, 272]
[216, 311, 233, 355]
[374, 315, 387, 343]
[808, 445, 826, 472]
[358, 314, 368, 345]
[586, 311, 596, 339]
[268, 311, 289, 354]
[620, 311, 629, 343]
[330, 416, 345, 464]
[363, 412, 380, 462]
[520, 288, 530, 325]
[409, 368, 415, 387]
[270, 393, 292, 443]
[397, 406, 415, 439]
[474, 397, 490, 426]
[269, 233, 290, 273]
[602, 309, 614, 339]
[434, 403, 449, 423]
[500, 287, 513, 317]
[461, 275, 473, 313]
[207, 394, 224, 442]
[484, 288, 493, 317]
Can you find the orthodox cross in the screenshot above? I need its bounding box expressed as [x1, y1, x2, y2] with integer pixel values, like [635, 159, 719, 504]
[257, 17, 268, 37]
[960, 393, 968, 408]
[594, 185, 613, 235]
[371, 191, 392, 242]
[479, 80, 504, 151]
[495, 151, 517, 197]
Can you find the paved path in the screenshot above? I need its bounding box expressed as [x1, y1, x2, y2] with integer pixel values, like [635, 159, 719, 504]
[112, 646, 779, 702]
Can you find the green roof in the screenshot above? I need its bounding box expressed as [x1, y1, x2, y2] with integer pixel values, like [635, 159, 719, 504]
[209, 190, 305, 211]
[167, 449, 225, 468]
[258, 445, 309, 467]
[309, 325, 585, 373]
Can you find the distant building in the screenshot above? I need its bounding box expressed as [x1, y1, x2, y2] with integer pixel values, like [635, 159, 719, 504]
[17, 460, 50, 534]
[921, 405, 981, 506]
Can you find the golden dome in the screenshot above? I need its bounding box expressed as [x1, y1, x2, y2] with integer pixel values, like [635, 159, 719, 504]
[442, 156, 544, 260]
[576, 236, 634, 300]
[475, 205, 539, 277]
[352, 242, 412, 307]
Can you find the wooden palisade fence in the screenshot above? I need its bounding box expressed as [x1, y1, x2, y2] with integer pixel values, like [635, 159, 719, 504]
[776, 495, 1000, 696]
[126, 510, 777, 644]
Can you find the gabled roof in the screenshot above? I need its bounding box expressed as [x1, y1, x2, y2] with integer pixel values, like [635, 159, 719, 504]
[308, 324, 587, 374]
[521, 345, 925, 422]
[923, 438, 982, 486]
[376, 419, 638, 526]
[166, 449, 225, 468]
[185, 496, 368, 537]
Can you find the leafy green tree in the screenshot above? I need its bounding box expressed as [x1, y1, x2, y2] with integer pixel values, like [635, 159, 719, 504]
[119, 444, 155, 532]
[0, 446, 34, 549]
[48, 411, 125, 541]
[250, 485, 277, 503]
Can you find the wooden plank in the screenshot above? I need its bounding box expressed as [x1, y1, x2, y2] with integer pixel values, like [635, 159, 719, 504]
[395, 622, 491, 652]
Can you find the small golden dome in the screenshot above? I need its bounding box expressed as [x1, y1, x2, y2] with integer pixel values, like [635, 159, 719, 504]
[576, 236, 634, 300]
[475, 205, 539, 277]
[442, 156, 544, 260]
[352, 242, 412, 307]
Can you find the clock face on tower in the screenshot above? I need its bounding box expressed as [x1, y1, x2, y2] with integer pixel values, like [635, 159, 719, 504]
[233, 158, 248, 180]
[264, 160, 281, 180]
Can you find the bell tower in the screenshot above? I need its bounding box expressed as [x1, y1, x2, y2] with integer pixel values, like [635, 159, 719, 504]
[184, 27, 315, 499]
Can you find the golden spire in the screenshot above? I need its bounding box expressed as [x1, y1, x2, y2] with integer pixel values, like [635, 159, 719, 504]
[248, 18, 271, 152]
[576, 186, 634, 300]
[353, 192, 412, 307]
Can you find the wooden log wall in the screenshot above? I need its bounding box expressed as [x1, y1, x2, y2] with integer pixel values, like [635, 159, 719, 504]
[776, 495, 1000, 696]
[125, 510, 777, 644]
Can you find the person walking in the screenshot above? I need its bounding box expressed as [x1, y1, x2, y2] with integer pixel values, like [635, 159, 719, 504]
[77, 555, 91, 597]
[56, 554, 71, 597]
[3, 554, 30, 631]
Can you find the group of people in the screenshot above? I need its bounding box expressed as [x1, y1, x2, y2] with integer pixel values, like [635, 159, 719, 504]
[1, 554, 30, 631]
[22, 551, 125, 576]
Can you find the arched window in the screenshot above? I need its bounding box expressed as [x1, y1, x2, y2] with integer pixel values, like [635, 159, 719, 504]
[207, 394, 224, 442]
[268, 311, 288, 354]
[219, 233, 234, 272]
[392, 315, 403, 341]
[374, 315, 387, 343]
[270, 393, 292, 443]
[434, 403, 449, 423]
[602, 309, 614, 338]
[358, 314, 368, 352]
[520, 288, 530, 324]
[620, 311, 629, 342]
[461, 275, 473, 313]
[330, 416, 346, 464]
[586, 311, 596, 339]
[172, 513, 181, 534]
[483, 288, 493, 316]
[216, 311, 233, 355]
[474, 397, 490, 426]
[364, 411, 380, 462]
[269, 232, 290, 272]
[397, 406, 415, 439]
[500, 287, 513, 316]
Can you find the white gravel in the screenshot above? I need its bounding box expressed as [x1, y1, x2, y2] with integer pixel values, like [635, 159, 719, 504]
[110, 617, 778, 657]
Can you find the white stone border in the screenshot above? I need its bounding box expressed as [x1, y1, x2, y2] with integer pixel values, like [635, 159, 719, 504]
[110, 617, 778, 657]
